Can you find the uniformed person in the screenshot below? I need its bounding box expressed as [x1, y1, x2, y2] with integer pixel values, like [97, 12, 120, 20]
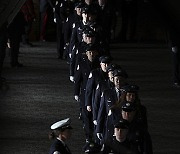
[93, 63, 119, 126]
[96, 68, 128, 143]
[54, 0, 74, 59]
[63, 2, 84, 62]
[74, 44, 99, 145]
[120, 101, 153, 154]
[111, 84, 148, 130]
[85, 56, 112, 113]
[49, 118, 72, 154]
[97, 0, 116, 43]
[101, 119, 136, 154]
[120, 85, 148, 129]
[8, 11, 25, 67]
[68, 6, 90, 59]
[69, 27, 97, 82]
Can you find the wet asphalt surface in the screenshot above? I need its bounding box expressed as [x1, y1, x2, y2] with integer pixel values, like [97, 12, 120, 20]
[0, 42, 180, 154]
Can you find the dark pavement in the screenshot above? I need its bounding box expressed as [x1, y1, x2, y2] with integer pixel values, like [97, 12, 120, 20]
[0, 42, 180, 154]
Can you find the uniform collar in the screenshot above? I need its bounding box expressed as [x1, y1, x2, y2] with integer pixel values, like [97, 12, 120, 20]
[57, 137, 65, 146]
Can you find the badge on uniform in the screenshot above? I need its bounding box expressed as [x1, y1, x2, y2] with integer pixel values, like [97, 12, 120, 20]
[96, 84, 99, 90]
[88, 73, 92, 78]
[76, 49, 79, 54]
[77, 65, 79, 71]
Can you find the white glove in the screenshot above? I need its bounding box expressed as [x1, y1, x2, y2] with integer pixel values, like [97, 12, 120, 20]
[93, 120, 97, 125]
[97, 133, 103, 140]
[70, 76, 74, 82]
[74, 95, 79, 101]
[69, 53, 72, 59]
[54, 18, 56, 23]
[87, 106, 91, 112]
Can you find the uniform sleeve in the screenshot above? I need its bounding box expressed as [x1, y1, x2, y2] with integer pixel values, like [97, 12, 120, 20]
[74, 64, 82, 96]
[85, 71, 95, 106]
[69, 47, 78, 76]
[69, 24, 77, 55]
[64, 17, 71, 44]
[96, 92, 106, 133]
[93, 84, 101, 120]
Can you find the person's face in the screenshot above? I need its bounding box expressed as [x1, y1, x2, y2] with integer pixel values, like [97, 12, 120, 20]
[114, 128, 128, 142]
[100, 62, 108, 72]
[86, 36, 95, 44]
[113, 76, 125, 89]
[122, 110, 136, 122]
[61, 129, 72, 140]
[75, 7, 82, 16]
[86, 50, 98, 62]
[108, 71, 114, 82]
[126, 92, 136, 102]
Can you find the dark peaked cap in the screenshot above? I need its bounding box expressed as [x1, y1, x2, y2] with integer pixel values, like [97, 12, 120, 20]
[121, 85, 139, 93]
[75, 2, 84, 8]
[85, 44, 98, 52]
[106, 63, 121, 72]
[81, 6, 89, 14]
[99, 56, 112, 63]
[114, 119, 129, 129]
[113, 69, 128, 78]
[121, 101, 137, 112]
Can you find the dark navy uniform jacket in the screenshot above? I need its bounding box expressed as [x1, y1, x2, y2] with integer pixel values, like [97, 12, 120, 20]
[96, 87, 118, 140]
[85, 68, 108, 108]
[54, 0, 74, 24]
[49, 138, 71, 154]
[126, 117, 153, 154]
[93, 80, 114, 121]
[102, 137, 136, 154]
[69, 21, 86, 55]
[74, 57, 99, 107]
[111, 108, 152, 154]
[70, 41, 87, 77]
[64, 12, 82, 45]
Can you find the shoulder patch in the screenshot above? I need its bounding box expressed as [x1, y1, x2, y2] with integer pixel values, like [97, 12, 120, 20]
[76, 49, 79, 54]
[77, 65, 80, 71]
[88, 72, 92, 79]
[108, 110, 112, 116]
[96, 84, 99, 90]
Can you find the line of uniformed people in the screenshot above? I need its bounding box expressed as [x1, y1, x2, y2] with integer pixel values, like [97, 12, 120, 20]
[50, 0, 153, 153]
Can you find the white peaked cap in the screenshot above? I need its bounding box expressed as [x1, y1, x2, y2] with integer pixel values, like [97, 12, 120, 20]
[51, 118, 71, 130]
